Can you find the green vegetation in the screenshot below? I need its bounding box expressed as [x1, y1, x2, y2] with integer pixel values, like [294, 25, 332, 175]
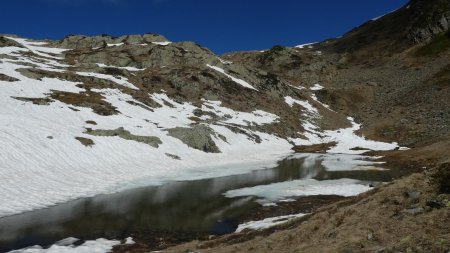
[415, 32, 450, 56]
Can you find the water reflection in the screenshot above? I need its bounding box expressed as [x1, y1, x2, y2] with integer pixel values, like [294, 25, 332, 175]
[0, 154, 406, 251]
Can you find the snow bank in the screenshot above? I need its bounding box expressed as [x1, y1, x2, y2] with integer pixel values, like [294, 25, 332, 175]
[8, 237, 124, 253]
[6, 37, 68, 60]
[284, 96, 319, 116]
[202, 100, 279, 126]
[285, 92, 401, 154]
[207, 64, 258, 91]
[76, 71, 139, 90]
[310, 83, 324, 91]
[106, 43, 124, 47]
[295, 42, 317, 49]
[235, 213, 307, 232]
[291, 117, 399, 154]
[152, 41, 172, 46]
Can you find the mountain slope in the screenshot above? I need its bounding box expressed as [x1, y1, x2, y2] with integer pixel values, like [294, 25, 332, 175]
[0, 0, 449, 251]
[0, 34, 401, 218]
[163, 0, 450, 252]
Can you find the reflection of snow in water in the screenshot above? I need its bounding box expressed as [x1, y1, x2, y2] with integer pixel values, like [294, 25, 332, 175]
[225, 153, 385, 205]
[291, 153, 386, 171]
[224, 178, 371, 205]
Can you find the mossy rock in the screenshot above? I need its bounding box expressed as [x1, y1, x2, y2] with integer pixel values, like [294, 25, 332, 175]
[86, 127, 162, 148]
[167, 125, 221, 153]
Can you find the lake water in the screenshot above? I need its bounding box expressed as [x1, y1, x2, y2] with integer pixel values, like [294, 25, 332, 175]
[0, 154, 407, 252]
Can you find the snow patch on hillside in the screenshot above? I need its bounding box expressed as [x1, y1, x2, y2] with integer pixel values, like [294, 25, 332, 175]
[310, 83, 324, 91]
[202, 100, 279, 126]
[107, 43, 124, 47]
[284, 96, 319, 116]
[285, 92, 400, 154]
[291, 116, 399, 154]
[76, 71, 139, 90]
[8, 237, 125, 253]
[236, 213, 307, 232]
[295, 42, 316, 49]
[207, 64, 258, 91]
[152, 41, 172, 46]
[6, 37, 68, 59]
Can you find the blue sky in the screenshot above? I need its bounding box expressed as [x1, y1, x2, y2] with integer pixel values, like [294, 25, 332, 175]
[1, 0, 408, 54]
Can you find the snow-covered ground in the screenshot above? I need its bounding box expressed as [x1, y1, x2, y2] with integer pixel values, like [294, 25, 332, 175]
[285, 89, 402, 154]
[235, 213, 307, 232]
[295, 42, 317, 49]
[8, 237, 133, 253]
[0, 37, 403, 218]
[207, 64, 258, 91]
[0, 38, 292, 218]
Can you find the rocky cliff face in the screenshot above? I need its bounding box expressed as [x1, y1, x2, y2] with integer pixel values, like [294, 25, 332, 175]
[407, 0, 450, 43]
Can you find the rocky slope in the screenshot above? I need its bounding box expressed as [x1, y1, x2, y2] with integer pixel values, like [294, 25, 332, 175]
[161, 0, 450, 252]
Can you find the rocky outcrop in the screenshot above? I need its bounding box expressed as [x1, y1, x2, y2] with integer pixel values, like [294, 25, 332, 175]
[0, 36, 24, 48]
[0, 73, 19, 82]
[408, 8, 450, 43]
[57, 34, 169, 49]
[86, 127, 162, 148]
[167, 125, 223, 153]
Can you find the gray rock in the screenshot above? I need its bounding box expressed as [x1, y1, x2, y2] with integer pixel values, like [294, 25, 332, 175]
[408, 11, 450, 43]
[0, 73, 19, 82]
[402, 207, 424, 215]
[405, 191, 421, 200]
[167, 125, 221, 153]
[86, 127, 162, 148]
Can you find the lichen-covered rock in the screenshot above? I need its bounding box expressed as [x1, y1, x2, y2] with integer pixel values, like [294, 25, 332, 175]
[167, 125, 222, 153]
[86, 127, 162, 148]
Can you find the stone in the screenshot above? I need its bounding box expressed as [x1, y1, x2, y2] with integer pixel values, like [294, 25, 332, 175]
[402, 207, 424, 215]
[405, 191, 421, 200]
[86, 127, 162, 148]
[167, 125, 221, 153]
